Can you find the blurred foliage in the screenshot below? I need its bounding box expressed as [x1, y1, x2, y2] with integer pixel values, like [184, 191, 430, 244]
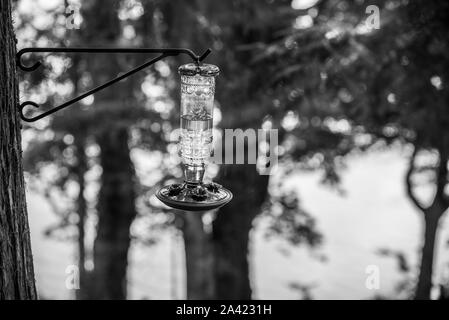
[265, 0, 449, 166]
[263, 190, 322, 247]
[376, 248, 414, 299]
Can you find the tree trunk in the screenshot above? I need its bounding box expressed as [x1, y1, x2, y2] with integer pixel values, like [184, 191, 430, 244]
[78, 0, 138, 299]
[213, 164, 269, 299]
[181, 212, 214, 299]
[90, 127, 137, 299]
[438, 285, 449, 300]
[0, 0, 37, 299]
[74, 136, 88, 300]
[415, 205, 442, 300]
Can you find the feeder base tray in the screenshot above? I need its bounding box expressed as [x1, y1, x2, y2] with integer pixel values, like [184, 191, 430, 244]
[156, 182, 233, 211]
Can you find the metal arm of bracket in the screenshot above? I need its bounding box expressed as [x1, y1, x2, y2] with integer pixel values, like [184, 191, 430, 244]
[16, 47, 212, 122]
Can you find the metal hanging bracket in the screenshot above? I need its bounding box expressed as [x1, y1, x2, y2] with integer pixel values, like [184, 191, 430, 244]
[16, 47, 212, 122]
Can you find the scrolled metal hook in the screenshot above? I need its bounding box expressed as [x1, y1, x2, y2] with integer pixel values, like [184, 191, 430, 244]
[19, 101, 42, 122]
[16, 49, 42, 72]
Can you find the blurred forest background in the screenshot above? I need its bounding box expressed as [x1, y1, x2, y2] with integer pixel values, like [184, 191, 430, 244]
[12, 0, 449, 299]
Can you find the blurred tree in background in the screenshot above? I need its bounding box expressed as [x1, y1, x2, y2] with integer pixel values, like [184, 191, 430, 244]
[264, 0, 449, 299]
[158, 0, 344, 299]
[17, 0, 167, 299]
[78, 0, 138, 299]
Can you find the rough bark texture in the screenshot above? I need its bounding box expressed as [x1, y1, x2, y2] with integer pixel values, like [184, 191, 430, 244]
[181, 212, 214, 299]
[0, 0, 37, 299]
[213, 164, 269, 299]
[91, 127, 136, 299]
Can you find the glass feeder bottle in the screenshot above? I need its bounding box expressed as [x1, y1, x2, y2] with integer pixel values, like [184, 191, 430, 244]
[179, 63, 218, 184]
[156, 62, 232, 211]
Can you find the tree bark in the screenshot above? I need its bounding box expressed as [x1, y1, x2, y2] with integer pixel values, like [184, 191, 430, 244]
[181, 212, 214, 299]
[91, 127, 137, 299]
[213, 164, 269, 299]
[415, 204, 443, 300]
[0, 0, 37, 299]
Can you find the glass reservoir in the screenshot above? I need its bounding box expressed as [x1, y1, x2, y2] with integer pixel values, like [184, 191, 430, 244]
[179, 63, 216, 183]
[156, 63, 232, 211]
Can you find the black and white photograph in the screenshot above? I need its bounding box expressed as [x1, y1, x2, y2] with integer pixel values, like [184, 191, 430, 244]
[1, 0, 448, 309]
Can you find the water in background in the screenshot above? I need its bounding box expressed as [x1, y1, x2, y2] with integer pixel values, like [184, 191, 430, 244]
[27, 149, 449, 299]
